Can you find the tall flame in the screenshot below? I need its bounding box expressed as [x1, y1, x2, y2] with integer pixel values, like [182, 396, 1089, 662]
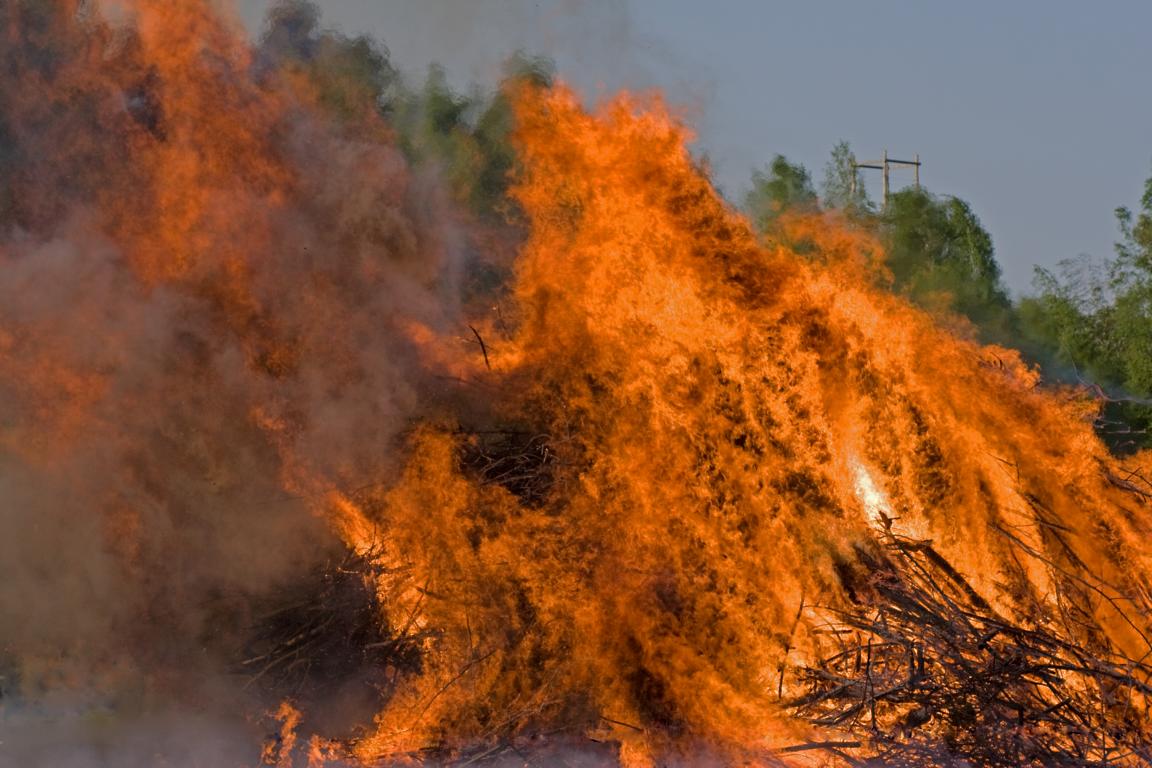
[333, 86, 1152, 764]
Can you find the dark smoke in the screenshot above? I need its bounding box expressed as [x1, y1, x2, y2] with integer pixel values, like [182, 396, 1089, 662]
[0, 2, 492, 764]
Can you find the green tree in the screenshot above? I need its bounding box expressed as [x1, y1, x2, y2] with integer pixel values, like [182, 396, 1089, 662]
[393, 53, 553, 218]
[260, 2, 553, 220]
[818, 141, 1012, 344]
[1110, 181, 1152, 393]
[743, 154, 818, 233]
[259, 0, 399, 122]
[821, 140, 872, 212]
[1018, 171, 1152, 452]
[881, 188, 1015, 341]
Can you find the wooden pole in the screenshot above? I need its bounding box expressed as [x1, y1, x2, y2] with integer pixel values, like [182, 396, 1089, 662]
[882, 149, 890, 209]
[852, 153, 920, 206]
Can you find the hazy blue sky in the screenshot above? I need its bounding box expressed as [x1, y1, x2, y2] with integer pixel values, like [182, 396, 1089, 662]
[234, 1, 1152, 293]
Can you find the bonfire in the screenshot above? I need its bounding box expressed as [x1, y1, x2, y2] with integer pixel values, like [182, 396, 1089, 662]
[0, 2, 1150, 767]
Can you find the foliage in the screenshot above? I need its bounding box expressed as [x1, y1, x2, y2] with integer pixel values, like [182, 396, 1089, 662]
[260, 0, 399, 122]
[822, 140, 872, 213]
[1018, 173, 1152, 452]
[880, 188, 1016, 343]
[743, 154, 817, 233]
[260, 1, 553, 220]
[746, 145, 1013, 345]
[391, 53, 553, 218]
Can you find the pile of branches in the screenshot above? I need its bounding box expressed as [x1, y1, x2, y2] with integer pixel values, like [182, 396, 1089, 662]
[240, 548, 422, 712]
[459, 428, 558, 507]
[243, 426, 560, 699]
[238, 429, 1152, 765]
[789, 532, 1152, 767]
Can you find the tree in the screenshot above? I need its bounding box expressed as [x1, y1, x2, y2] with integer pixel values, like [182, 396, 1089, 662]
[1018, 169, 1152, 452]
[743, 155, 818, 234]
[393, 53, 553, 219]
[259, 2, 553, 220]
[818, 140, 1012, 344]
[1110, 179, 1152, 393]
[881, 188, 1015, 341]
[821, 140, 872, 213]
[259, 0, 399, 122]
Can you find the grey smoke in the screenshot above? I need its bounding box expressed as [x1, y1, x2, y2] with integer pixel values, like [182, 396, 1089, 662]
[0, 4, 474, 765]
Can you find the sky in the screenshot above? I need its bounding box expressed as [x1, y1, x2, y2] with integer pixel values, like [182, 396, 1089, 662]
[234, 0, 1152, 294]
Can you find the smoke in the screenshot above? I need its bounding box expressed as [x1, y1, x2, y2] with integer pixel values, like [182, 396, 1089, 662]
[0, 1, 477, 763]
[235, 0, 710, 115]
[0, 708, 260, 768]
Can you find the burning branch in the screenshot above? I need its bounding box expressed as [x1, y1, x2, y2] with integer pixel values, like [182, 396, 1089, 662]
[788, 531, 1152, 766]
[241, 547, 422, 706]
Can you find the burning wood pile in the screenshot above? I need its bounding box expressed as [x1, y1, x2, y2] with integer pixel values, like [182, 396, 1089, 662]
[2, 2, 1152, 767]
[240, 547, 421, 710]
[790, 530, 1152, 766]
[241, 429, 1152, 767]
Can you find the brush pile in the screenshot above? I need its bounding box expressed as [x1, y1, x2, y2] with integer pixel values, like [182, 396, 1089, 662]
[460, 428, 559, 508]
[9, 3, 1152, 767]
[242, 434, 1152, 766]
[789, 528, 1152, 767]
[241, 548, 422, 713]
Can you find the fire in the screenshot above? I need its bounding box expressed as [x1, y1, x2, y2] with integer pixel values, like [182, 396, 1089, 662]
[1, 2, 1151, 766]
[849, 458, 894, 529]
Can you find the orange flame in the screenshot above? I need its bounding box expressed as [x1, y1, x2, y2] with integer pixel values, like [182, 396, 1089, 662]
[339, 85, 1152, 763]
